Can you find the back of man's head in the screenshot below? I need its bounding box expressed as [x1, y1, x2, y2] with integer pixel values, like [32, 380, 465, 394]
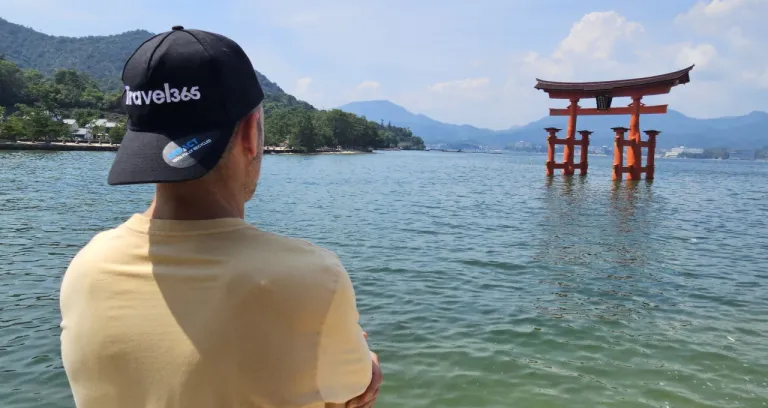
[107, 26, 265, 203]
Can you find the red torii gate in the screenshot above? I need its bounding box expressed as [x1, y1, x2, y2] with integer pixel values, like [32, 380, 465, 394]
[534, 65, 694, 180]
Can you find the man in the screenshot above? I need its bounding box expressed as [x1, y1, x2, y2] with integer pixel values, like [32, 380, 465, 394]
[59, 26, 381, 408]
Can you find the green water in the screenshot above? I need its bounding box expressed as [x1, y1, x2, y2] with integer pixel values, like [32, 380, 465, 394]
[1, 150, 767, 407]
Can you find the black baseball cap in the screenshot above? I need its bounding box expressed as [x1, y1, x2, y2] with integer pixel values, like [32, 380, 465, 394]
[107, 26, 264, 186]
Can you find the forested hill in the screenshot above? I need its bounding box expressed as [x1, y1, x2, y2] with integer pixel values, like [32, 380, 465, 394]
[254, 70, 314, 113]
[0, 16, 310, 112]
[0, 17, 424, 151]
[0, 18, 150, 90]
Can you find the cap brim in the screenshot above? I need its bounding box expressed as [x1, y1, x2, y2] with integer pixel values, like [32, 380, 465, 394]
[107, 124, 235, 186]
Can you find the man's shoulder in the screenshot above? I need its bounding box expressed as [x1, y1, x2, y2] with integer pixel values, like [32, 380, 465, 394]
[233, 229, 353, 320]
[238, 226, 334, 257]
[237, 227, 348, 284]
[67, 227, 123, 266]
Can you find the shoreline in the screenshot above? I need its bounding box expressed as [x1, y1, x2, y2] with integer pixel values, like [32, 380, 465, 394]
[0, 142, 374, 155]
[0, 141, 120, 152]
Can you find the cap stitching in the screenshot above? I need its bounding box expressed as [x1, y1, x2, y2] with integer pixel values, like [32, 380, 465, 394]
[145, 31, 175, 78]
[181, 30, 227, 117]
[121, 32, 164, 83]
[181, 29, 214, 58]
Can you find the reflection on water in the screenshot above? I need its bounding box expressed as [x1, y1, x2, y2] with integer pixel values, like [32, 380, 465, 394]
[1, 151, 767, 408]
[535, 176, 662, 328]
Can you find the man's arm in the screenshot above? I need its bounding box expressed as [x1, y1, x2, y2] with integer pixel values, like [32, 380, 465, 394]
[344, 332, 382, 408]
[316, 264, 375, 405]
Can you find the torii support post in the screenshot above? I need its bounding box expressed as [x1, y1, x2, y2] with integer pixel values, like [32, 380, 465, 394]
[562, 98, 579, 175]
[627, 97, 643, 180]
[544, 127, 561, 176]
[544, 127, 592, 176]
[577, 130, 592, 176]
[612, 127, 629, 180]
[644, 130, 661, 180]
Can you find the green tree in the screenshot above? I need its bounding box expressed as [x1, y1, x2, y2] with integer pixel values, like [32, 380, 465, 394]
[264, 108, 294, 147]
[0, 105, 5, 140]
[13, 104, 62, 142]
[2, 112, 26, 141]
[289, 111, 317, 152]
[108, 119, 127, 144]
[72, 109, 98, 130]
[326, 109, 353, 148]
[0, 59, 28, 107]
[312, 110, 335, 148]
[0, 56, 426, 151]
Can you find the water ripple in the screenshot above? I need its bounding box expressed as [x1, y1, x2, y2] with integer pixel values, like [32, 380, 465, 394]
[1, 151, 767, 407]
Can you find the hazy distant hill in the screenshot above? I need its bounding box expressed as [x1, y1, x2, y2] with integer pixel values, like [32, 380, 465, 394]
[340, 100, 768, 149]
[0, 17, 313, 112]
[505, 109, 768, 149]
[339, 100, 520, 146]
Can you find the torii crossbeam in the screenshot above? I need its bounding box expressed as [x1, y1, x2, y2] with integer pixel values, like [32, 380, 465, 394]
[534, 65, 694, 180]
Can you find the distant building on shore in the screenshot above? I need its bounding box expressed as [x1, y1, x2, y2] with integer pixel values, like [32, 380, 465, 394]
[664, 146, 704, 158]
[727, 149, 755, 160]
[63, 118, 117, 141]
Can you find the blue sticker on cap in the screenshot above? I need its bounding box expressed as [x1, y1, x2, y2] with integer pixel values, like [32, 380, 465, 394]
[162, 136, 213, 168]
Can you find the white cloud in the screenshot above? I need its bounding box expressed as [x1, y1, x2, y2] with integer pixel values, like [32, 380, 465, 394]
[675, 43, 718, 69]
[554, 11, 644, 60]
[675, 0, 768, 91]
[295, 77, 312, 93]
[349, 80, 382, 101]
[741, 69, 768, 89]
[678, 0, 765, 21]
[384, 3, 767, 128]
[356, 81, 381, 91]
[676, 0, 768, 42]
[428, 78, 490, 93]
[292, 77, 322, 103]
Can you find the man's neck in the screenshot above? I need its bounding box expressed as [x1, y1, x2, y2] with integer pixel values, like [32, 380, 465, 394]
[144, 186, 245, 221]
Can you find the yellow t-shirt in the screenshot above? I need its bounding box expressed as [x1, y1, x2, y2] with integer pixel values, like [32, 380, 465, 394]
[59, 214, 372, 408]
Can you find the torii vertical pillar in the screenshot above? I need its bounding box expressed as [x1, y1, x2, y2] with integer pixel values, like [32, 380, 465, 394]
[577, 130, 592, 176]
[627, 97, 643, 180]
[562, 98, 579, 175]
[644, 130, 660, 180]
[544, 127, 561, 176]
[612, 127, 629, 180]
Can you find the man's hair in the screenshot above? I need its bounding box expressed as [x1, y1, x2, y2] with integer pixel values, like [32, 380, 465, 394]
[225, 104, 264, 155]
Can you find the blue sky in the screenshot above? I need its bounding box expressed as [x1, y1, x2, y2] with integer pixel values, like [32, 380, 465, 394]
[2, 0, 766, 129]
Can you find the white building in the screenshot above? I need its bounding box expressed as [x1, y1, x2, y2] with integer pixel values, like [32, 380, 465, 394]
[63, 118, 118, 141]
[85, 119, 118, 141]
[728, 149, 755, 160]
[664, 146, 704, 158]
[72, 128, 90, 140]
[62, 119, 79, 132]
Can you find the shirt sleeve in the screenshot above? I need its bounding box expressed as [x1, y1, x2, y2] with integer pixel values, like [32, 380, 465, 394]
[316, 262, 372, 404]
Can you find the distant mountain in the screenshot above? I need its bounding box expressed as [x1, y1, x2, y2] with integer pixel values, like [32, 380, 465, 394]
[0, 17, 313, 112]
[340, 100, 768, 149]
[339, 100, 520, 146]
[507, 109, 768, 149]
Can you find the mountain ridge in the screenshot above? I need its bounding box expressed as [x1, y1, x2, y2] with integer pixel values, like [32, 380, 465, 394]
[0, 17, 425, 150]
[339, 100, 768, 149]
[0, 17, 316, 114]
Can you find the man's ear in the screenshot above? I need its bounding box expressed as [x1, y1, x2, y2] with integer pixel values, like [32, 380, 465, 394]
[237, 111, 259, 158]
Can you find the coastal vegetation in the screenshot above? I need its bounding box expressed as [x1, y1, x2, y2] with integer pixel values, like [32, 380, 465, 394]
[0, 58, 424, 152]
[1, 17, 424, 152]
